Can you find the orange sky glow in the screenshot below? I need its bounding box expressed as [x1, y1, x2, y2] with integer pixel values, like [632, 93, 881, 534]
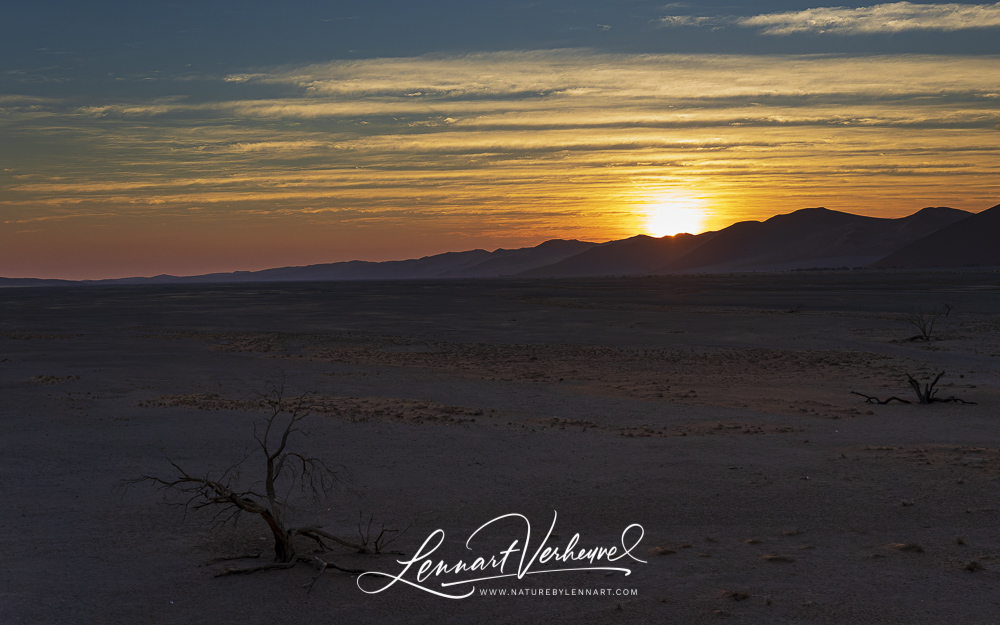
[2, 53, 998, 279]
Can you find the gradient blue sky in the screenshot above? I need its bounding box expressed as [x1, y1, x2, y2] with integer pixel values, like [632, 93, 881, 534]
[3, 1, 999, 278]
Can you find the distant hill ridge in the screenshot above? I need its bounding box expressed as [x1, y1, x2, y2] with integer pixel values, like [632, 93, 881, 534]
[661, 205, 972, 273]
[872, 203, 1000, 269]
[2, 204, 996, 286]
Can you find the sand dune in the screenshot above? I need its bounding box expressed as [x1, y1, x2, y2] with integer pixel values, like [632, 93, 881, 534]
[872, 203, 1000, 269]
[660, 206, 970, 273]
[519, 233, 712, 277]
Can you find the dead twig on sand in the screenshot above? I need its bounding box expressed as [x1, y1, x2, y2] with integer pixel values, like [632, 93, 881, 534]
[356, 511, 421, 555]
[851, 391, 911, 405]
[853, 371, 975, 406]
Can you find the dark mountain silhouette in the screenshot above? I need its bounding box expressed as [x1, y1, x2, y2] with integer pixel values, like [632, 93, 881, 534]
[441, 239, 597, 277]
[518, 232, 714, 277]
[656, 206, 971, 273]
[2, 204, 993, 286]
[517, 206, 971, 277]
[0, 277, 76, 287]
[97, 239, 596, 285]
[871, 203, 1000, 268]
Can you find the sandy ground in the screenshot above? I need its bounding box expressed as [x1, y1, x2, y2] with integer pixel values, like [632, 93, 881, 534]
[2, 272, 1000, 624]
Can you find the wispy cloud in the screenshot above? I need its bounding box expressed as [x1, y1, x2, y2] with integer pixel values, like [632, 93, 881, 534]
[741, 2, 1000, 35]
[658, 2, 1000, 35]
[655, 15, 721, 28]
[656, 2, 1000, 35]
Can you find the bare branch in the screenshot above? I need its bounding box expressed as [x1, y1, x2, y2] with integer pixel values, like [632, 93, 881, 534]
[125, 380, 370, 585]
[295, 526, 367, 552]
[851, 391, 911, 405]
[854, 372, 975, 406]
[216, 561, 297, 577]
[355, 511, 420, 554]
[904, 305, 952, 342]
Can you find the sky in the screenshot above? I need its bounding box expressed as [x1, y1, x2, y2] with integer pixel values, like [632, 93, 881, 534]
[2, 1, 999, 279]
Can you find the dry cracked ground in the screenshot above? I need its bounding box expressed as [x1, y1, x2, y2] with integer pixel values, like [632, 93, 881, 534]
[2, 272, 1000, 624]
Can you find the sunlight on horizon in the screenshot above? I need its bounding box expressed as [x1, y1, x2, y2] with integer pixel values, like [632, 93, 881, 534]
[642, 194, 710, 237]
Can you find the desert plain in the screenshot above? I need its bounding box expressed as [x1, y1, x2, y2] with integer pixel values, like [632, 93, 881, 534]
[2, 271, 1000, 624]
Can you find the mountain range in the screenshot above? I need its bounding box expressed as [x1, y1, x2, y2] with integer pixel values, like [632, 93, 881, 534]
[4, 203, 998, 286]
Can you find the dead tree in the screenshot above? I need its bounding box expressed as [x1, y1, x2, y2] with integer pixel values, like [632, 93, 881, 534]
[124, 383, 368, 584]
[853, 371, 975, 405]
[905, 304, 952, 342]
[906, 371, 974, 404]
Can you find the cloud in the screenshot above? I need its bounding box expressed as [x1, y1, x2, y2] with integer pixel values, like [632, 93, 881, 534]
[5, 51, 1000, 248]
[0, 95, 60, 105]
[222, 73, 268, 83]
[208, 53, 1000, 114]
[739, 2, 1000, 35]
[655, 15, 724, 28]
[224, 140, 331, 153]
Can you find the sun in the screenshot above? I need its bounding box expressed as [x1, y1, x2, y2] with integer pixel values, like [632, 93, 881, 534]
[643, 196, 708, 237]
